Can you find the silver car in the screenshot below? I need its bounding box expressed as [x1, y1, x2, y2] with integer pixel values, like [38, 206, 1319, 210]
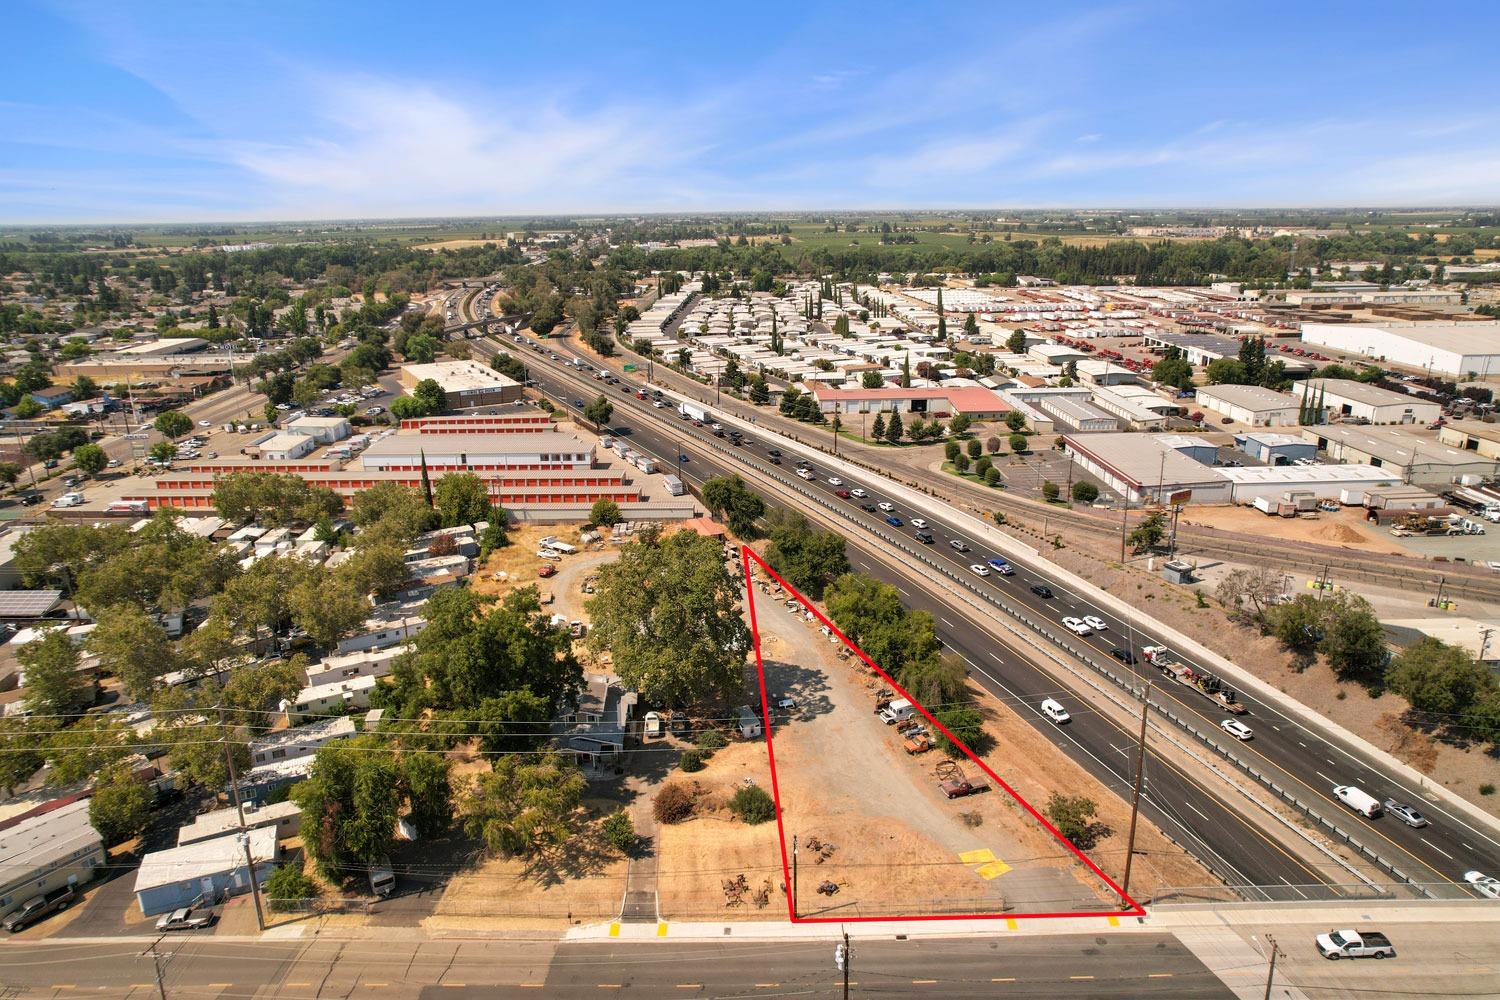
[1383, 799, 1428, 828]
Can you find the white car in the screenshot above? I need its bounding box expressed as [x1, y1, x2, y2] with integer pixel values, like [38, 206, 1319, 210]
[969, 563, 991, 577]
[1465, 871, 1500, 900]
[910, 518, 928, 529]
[827, 477, 843, 487]
[197, 419, 211, 427]
[1220, 719, 1253, 741]
[850, 488, 867, 498]
[877, 501, 895, 513]
[1082, 615, 1108, 631]
[1062, 617, 1093, 636]
[275, 402, 291, 410]
[1040, 698, 1071, 724]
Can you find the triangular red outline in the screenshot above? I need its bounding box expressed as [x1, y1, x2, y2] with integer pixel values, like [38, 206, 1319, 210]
[740, 544, 1146, 922]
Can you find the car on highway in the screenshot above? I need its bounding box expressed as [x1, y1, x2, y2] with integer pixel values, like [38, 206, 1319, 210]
[969, 563, 990, 577]
[949, 539, 970, 553]
[877, 501, 895, 512]
[1082, 615, 1108, 631]
[197, 419, 212, 427]
[834, 489, 852, 498]
[1062, 617, 1093, 636]
[884, 515, 904, 527]
[828, 477, 843, 487]
[767, 448, 781, 457]
[796, 467, 815, 480]
[910, 518, 927, 529]
[1219, 719, 1253, 741]
[1030, 584, 1054, 598]
[768, 455, 782, 464]
[859, 502, 877, 512]
[156, 906, 215, 931]
[1464, 870, 1500, 899]
[1110, 648, 1137, 664]
[572, 399, 584, 408]
[986, 558, 1014, 575]
[850, 488, 867, 498]
[1040, 698, 1071, 724]
[1383, 800, 1428, 828]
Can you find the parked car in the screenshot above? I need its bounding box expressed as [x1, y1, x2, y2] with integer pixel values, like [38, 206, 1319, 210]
[156, 906, 214, 931]
[3, 885, 75, 932]
[1382, 800, 1428, 829]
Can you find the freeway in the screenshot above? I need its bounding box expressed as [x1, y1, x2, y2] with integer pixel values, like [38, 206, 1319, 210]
[483, 331, 1500, 900]
[477, 335, 1351, 899]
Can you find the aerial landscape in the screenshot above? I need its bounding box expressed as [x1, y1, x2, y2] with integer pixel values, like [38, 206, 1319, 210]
[4, 2, 1500, 998]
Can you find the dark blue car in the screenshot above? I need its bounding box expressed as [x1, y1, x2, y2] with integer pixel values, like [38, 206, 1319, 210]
[885, 515, 904, 527]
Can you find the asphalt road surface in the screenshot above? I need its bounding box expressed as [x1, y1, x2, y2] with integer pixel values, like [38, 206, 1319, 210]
[487, 332, 1500, 900]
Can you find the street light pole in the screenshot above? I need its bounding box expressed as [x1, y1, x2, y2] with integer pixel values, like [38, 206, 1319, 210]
[1261, 934, 1281, 1000]
[791, 834, 799, 918]
[218, 706, 266, 931]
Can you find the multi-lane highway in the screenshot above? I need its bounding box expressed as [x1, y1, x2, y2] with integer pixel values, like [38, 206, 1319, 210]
[477, 330, 1500, 902]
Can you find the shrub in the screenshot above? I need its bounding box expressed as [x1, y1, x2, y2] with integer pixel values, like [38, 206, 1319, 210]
[602, 810, 637, 852]
[1482, 783, 1496, 796]
[1070, 481, 1099, 503]
[1044, 792, 1107, 850]
[1041, 480, 1060, 502]
[1009, 432, 1028, 453]
[952, 452, 970, 473]
[960, 810, 984, 828]
[944, 440, 960, 462]
[965, 439, 982, 460]
[265, 864, 317, 911]
[729, 785, 776, 824]
[654, 783, 695, 824]
[679, 749, 706, 772]
[984, 467, 1002, 487]
[974, 456, 993, 478]
[986, 436, 1002, 454]
[697, 729, 728, 752]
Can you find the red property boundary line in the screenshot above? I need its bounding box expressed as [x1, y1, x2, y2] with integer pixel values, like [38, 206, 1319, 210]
[739, 544, 1146, 923]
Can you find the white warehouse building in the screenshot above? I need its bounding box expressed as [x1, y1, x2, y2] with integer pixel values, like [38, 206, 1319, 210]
[1294, 379, 1442, 426]
[1194, 385, 1301, 427]
[1300, 322, 1500, 379]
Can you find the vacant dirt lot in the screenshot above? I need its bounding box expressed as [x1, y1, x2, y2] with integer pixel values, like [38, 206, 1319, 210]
[1179, 505, 1405, 554]
[732, 568, 1130, 918]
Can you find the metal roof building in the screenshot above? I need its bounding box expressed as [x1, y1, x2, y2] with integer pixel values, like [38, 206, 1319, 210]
[1063, 433, 1233, 504]
[0, 799, 105, 921]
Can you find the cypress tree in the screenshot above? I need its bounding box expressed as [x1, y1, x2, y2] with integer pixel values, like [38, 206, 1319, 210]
[871, 413, 886, 440]
[420, 450, 433, 506]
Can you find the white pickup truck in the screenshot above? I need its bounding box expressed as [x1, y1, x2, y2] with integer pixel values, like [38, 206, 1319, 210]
[1316, 929, 1395, 960]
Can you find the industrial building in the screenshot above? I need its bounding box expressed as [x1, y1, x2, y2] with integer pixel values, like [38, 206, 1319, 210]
[249, 432, 317, 461]
[360, 431, 592, 471]
[1383, 617, 1500, 665]
[810, 386, 1011, 420]
[1037, 395, 1118, 432]
[1439, 419, 1500, 459]
[1218, 464, 1400, 505]
[1295, 379, 1442, 425]
[0, 800, 105, 924]
[133, 826, 279, 916]
[1301, 425, 1498, 486]
[1300, 322, 1500, 378]
[398, 360, 523, 409]
[284, 416, 351, 443]
[1236, 432, 1317, 465]
[1195, 385, 1302, 426]
[1063, 433, 1233, 504]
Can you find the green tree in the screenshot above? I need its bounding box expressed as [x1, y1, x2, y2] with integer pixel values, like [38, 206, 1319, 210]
[603, 810, 637, 851]
[1071, 481, 1099, 503]
[1268, 593, 1326, 662]
[466, 689, 555, 754]
[88, 767, 154, 846]
[885, 410, 904, 444]
[264, 865, 318, 911]
[825, 573, 940, 677]
[933, 704, 995, 757]
[44, 716, 134, 786]
[1205, 358, 1249, 385]
[1320, 596, 1388, 683]
[949, 412, 972, 436]
[1043, 792, 1107, 850]
[461, 753, 585, 856]
[213, 472, 342, 527]
[1009, 432, 1028, 453]
[1386, 638, 1494, 719]
[729, 784, 776, 824]
[1006, 329, 1028, 355]
[1127, 511, 1167, 554]
[589, 498, 622, 527]
[289, 574, 369, 647]
[583, 395, 614, 429]
[1005, 410, 1026, 432]
[350, 482, 435, 539]
[702, 475, 765, 538]
[871, 413, 886, 440]
[966, 438, 982, 460]
[72, 443, 107, 477]
[0, 461, 21, 486]
[1151, 349, 1195, 390]
[861, 371, 884, 389]
[412, 378, 447, 415]
[764, 510, 849, 599]
[586, 527, 750, 707]
[153, 410, 193, 440]
[148, 441, 178, 464]
[1041, 480, 1060, 502]
[19, 629, 91, 716]
[0, 718, 45, 795]
[88, 605, 177, 700]
[400, 750, 454, 837]
[433, 472, 493, 527]
[293, 737, 404, 880]
[337, 541, 410, 598]
[899, 652, 968, 711]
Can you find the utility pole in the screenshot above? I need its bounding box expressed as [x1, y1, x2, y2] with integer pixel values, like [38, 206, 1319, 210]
[1261, 934, 1281, 1000]
[1121, 681, 1152, 902]
[218, 706, 266, 931]
[1120, 500, 1129, 562]
[835, 929, 850, 1000]
[791, 834, 799, 918]
[147, 937, 169, 1000]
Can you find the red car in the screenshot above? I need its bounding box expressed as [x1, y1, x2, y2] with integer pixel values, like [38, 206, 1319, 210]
[538, 564, 557, 578]
[834, 489, 852, 499]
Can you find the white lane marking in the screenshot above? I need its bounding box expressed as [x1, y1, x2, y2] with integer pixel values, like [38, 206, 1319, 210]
[1420, 837, 1454, 861]
[1279, 878, 1309, 900]
[941, 617, 955, 628]
[1185, 801, 1212, 822]
[1315, 771, 1333, 784]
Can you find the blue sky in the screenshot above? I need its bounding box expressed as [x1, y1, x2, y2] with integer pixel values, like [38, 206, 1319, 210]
[4, 1, 1500, 223]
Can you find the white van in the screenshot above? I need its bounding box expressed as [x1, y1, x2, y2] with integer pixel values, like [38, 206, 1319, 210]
[1040, 698, 1071, 724]
[1334, 785, 1384, 818]
[368, 857, 395, 897]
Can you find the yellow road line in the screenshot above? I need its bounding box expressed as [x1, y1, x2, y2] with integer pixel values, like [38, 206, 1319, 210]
[992, 977, 1016, 983]
[913, 979, 938, 984]
[1148, 973, 1174, 978]
[597, 985, 624, 990]
[959, 848, 996, 864]
[1070, 975, 1095, 981]
[676, 985, 702, 990]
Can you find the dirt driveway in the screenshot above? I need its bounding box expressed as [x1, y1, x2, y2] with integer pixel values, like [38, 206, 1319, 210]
[748, 570, 1110, 918]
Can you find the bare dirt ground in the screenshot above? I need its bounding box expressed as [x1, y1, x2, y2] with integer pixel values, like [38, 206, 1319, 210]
[733, 567, 1139, 918]
[1179, 505, 1406, 554]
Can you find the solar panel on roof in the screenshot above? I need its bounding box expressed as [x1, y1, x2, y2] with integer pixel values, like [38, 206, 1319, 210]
[0, 590, 63, 618]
